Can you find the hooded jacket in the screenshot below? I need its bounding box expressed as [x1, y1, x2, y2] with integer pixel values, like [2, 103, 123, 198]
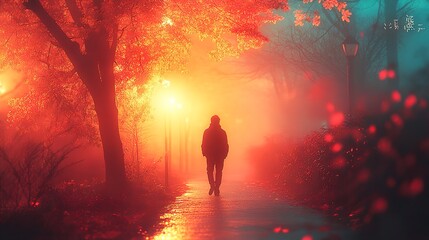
[201, 123, 229, 159]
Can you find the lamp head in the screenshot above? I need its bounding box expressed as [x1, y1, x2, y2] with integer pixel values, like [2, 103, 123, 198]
[342, 35, 359, 57]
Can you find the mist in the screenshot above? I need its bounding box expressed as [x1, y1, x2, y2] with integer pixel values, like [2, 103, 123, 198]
[141, 0, 429, 185]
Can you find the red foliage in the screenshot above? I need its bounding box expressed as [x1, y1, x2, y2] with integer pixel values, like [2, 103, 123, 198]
[250, 83, 429, 236]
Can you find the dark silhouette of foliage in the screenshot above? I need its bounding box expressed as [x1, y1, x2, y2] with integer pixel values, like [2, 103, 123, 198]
[250, 65, 429, 239]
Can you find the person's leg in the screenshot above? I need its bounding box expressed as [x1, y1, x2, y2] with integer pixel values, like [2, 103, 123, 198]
[206, 158, 215, 195]
[214, 159, 225, 196]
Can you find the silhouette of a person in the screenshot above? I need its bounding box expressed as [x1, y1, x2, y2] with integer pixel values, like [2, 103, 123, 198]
[202, 115, 229, 196]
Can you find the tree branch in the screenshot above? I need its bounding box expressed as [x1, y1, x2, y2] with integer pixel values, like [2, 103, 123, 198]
[110, 23, 119, 59]
[23, 0, 85, 76]
[65, 0, 87, 28]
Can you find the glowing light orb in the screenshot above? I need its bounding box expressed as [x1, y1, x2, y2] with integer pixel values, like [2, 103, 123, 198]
[331, 156, 346, 169]
[357, 169, 370, 183]
[391, 90, 401, 102]
[409, 178, 424, 196]
[378, 69, 387, 81]
[331, 143, 343, 153]
[378, 69, 396, 81]
[367, 125, 376, 134]
[324, 134, 334, 142]
[302, 235, 313, 240]
[401, 178, 424, 197]
[162, 17, 174, 26]
[325, 102, 335, 112]
[329, 112, 345, 127]
[387, 69, 396, 79]
[404, 94, 417, 108]
[377, 138, 392, 155]
[390, 114, 403, 127]
[371, 197, 388, 213]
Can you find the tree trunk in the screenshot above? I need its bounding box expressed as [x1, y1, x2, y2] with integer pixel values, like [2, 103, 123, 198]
[24, 0, 127, 191]
[86, 27, 127, 190]
[93, 92, 126, 189]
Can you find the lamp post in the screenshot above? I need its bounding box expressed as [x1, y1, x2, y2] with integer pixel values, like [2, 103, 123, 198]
[164, 94, 182, 188]
[161, 80, 171, 188]
[342, 35, 359, 115]
[164, 111, 169, 188]
[184, 117, 190, 174]
[0, 83, 6, 144]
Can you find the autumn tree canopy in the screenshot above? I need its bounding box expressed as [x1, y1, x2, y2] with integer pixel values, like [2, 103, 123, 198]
[0, 0, 351, 189]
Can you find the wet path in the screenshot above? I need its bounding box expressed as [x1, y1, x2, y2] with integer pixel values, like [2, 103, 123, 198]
[151, 180, 357, 240]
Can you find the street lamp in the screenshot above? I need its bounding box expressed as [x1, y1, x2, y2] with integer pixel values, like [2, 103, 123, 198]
[164, 93, 182, 188]
[342, 35, 359, 115]
[161, 80, 172, 189]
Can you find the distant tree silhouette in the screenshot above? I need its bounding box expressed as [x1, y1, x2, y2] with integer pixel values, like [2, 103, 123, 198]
[0, 0, 351, 190]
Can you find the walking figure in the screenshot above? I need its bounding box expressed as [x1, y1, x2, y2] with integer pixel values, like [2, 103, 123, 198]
[201, 115, 229, 196]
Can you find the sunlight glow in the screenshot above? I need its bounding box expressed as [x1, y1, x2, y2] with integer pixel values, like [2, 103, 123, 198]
[162, 17, 174, 26]
[162, 79, 171, 88]
[153, 212, 186, 240]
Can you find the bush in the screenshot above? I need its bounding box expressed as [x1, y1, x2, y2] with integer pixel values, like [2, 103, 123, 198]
[0, 141, 75, 210]
[249, 91, 429, 239]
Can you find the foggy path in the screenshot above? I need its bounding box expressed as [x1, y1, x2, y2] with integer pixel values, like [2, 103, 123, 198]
[151, 180, 357, 240]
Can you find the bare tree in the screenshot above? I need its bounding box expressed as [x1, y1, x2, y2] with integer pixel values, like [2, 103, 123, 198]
[0, 141, 77, 210]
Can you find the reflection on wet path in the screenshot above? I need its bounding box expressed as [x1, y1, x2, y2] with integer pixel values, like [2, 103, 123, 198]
[152, 180, 356, 240]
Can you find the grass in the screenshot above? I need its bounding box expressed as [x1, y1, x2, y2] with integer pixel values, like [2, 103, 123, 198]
[0, 179, 186, 239]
